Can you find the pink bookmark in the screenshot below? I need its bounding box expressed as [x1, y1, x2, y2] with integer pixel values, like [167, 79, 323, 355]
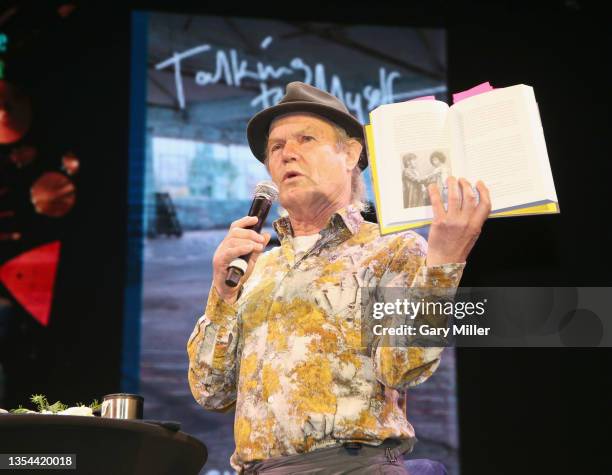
[452, 82, 494, 103]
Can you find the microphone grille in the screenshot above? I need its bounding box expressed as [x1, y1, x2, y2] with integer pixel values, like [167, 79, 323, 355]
[254, 181, 279, 202]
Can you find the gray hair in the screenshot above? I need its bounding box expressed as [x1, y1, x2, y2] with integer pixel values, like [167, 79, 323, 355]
[263, 122, 369, 212]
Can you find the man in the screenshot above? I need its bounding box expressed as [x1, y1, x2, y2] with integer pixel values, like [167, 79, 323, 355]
[401, 152, 428, 208]
[188, 82, 491, 474]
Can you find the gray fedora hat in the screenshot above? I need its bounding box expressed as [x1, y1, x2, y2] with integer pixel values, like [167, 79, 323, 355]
[247, 81, 367, 170]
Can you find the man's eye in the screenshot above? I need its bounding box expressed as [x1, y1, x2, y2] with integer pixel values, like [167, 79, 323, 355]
[270, 143, 282, 152]
[302, 135, 315, 142]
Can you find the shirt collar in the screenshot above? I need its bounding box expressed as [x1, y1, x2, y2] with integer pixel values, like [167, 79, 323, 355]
[272, 203, 364, 242]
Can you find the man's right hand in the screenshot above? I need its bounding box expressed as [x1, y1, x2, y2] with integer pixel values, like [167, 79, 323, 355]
[212, 215, 272, 304]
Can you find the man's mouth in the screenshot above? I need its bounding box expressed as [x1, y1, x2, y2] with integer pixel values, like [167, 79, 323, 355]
[283, 171, 303, 182]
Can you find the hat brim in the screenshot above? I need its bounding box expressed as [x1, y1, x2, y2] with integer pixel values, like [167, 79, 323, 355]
[247, 101, 368, 170]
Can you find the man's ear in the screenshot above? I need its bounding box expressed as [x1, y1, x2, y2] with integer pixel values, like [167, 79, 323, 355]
[345, 139, 363, 171]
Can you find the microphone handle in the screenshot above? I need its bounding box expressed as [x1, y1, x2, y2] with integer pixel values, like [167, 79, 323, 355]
[245, 196, 271, 233]
[225, 197, 273, 288]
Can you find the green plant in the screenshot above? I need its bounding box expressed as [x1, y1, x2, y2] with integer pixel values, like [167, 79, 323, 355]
[8, 394, 101, 414]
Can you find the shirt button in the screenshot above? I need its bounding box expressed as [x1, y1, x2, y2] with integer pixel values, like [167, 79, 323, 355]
[267, 396, 273, 403]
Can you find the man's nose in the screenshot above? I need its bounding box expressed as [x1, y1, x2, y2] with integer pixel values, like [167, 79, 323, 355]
[281, 139, 300, 162]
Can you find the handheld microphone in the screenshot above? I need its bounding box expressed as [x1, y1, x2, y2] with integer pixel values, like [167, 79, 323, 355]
[225, 181, 279, 288]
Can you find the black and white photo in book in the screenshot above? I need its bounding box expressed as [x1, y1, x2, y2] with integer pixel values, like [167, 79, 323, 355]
[401, 150, 451, 209]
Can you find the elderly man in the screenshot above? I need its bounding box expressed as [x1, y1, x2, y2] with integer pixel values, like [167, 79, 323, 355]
[187, 82, 491, 474]
[401, 152, 428, 208]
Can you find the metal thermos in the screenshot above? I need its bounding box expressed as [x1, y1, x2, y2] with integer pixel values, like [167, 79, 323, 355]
[100, 393, 143, 420]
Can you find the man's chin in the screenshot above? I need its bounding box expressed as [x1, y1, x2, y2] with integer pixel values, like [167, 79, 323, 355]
[279, 188, 311, 208]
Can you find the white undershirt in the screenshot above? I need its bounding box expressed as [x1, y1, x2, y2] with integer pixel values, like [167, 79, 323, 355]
[291, 233, 321, 260]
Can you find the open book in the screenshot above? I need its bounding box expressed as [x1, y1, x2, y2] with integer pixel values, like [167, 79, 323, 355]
[365, 84, 559, 235]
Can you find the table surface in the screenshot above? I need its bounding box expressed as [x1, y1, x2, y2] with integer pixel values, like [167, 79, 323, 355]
[0, 414, 208, 475]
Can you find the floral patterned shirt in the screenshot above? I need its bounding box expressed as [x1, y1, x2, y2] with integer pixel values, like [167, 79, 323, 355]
[187, 204, 465, 473]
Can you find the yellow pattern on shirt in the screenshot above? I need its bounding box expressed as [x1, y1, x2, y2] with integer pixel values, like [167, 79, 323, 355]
[187, 204, 464, 473]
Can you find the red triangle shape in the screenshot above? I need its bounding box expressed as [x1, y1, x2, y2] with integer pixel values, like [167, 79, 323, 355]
[0, 241, 61, 326]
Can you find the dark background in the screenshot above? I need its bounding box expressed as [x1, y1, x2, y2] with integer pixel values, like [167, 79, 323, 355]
[1, 1, 610, 474]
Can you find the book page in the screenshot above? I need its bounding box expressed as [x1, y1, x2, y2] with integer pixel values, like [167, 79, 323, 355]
[527, 98, 558, 203]
[370, 100, 453, 227]
[449, 85, 550, 211]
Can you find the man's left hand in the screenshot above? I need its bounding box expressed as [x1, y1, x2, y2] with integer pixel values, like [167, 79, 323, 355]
[425, 177, 491, 266]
